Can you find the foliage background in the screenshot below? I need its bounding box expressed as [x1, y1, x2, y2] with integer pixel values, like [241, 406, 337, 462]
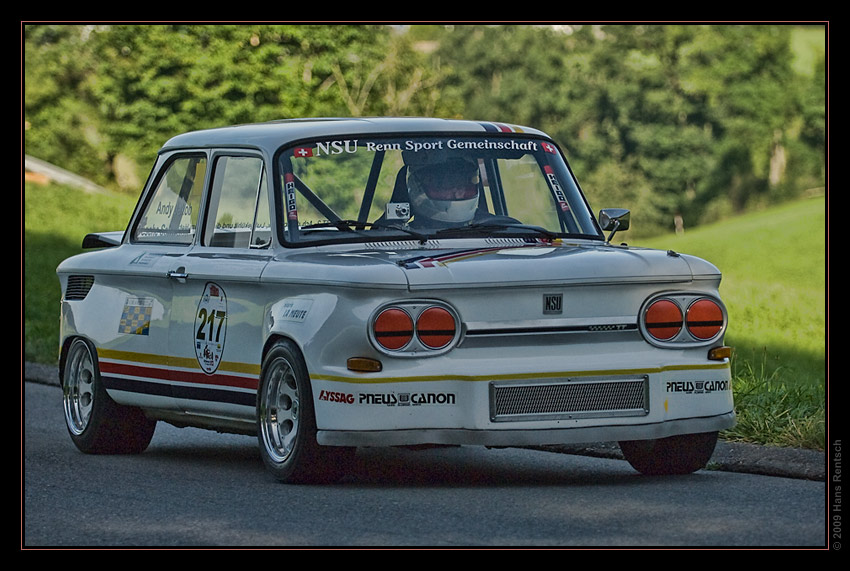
[24, 23, 825, 237]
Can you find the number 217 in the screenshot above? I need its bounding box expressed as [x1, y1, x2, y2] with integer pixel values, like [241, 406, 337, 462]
[196, 308, 225, 341]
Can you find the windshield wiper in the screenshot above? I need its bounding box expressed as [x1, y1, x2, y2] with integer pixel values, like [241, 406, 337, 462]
[301, 219, 429, 244]
[433, 221, 558, 240]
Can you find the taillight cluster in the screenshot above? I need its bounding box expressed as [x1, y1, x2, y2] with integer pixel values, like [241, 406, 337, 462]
[641, 294, 726, 346]
[371, 302, 460, 355]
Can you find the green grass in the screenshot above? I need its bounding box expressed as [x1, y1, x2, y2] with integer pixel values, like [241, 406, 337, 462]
[23, 184, 827, 449]
[631, 196, 826, 450]
[24, 183, 138, 363]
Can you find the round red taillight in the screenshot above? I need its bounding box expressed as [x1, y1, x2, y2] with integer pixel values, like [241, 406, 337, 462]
[373, 308, 414, 350]
[645, 299, 683, 341]
[686, 299, 724, 340]
[416, 306, 457, 349]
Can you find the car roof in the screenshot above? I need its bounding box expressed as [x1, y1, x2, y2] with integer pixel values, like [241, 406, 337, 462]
[159, 117, 551, 153]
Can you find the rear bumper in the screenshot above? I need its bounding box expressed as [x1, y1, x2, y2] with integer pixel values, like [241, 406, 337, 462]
[312, 360, 735, 447]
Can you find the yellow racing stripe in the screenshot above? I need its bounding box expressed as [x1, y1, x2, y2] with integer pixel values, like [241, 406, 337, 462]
[98, 348, 261, 376]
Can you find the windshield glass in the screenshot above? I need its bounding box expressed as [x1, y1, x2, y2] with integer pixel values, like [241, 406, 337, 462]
[275, 134, 601, 245]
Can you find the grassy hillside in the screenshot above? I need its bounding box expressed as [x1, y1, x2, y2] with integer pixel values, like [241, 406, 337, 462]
[24, 183, 138, 363]
[23, 184, 827, 448]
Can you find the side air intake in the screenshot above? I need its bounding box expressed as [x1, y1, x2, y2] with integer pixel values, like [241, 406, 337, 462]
[64, 275, 95, 300]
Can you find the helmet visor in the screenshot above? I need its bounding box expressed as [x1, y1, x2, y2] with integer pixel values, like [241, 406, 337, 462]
[415, 161, 480, 201]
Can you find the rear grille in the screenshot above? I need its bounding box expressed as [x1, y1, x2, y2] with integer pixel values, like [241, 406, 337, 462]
[490, 376, 648, 422]
[64, 275, 95, 300]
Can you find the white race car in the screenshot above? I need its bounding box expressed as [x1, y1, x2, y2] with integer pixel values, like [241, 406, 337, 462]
[57, 117, 734, 482]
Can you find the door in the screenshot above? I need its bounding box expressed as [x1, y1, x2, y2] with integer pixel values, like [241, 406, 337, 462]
[166, 153, 273, 422]
[99, 153, 208, 411]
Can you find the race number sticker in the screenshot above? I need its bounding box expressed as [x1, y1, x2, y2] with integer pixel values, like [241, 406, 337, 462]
[195, 282, 227, 374]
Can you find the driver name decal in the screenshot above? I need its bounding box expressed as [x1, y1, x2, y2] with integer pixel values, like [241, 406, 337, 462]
[195, 282, 227, 374]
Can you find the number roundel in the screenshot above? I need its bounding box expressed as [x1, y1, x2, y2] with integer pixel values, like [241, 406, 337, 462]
[195, 282, 228, 374]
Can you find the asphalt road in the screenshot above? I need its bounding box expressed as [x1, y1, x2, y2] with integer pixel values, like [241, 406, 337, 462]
[23, 380, 828, 547]
[23, 361, 830, 547]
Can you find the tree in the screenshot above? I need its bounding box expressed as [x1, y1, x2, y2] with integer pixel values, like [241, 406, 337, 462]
[430, 24, 821, 236]
[24, 25, 109, 186]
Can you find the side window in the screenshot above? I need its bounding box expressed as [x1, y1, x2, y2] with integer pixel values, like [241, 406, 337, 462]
[134, 155, 206, 244]
[204, 155, 270, 248]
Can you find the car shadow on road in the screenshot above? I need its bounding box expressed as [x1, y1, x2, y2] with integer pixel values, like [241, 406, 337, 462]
[340, 445, 657, 488]
[141, 425, 710, 487]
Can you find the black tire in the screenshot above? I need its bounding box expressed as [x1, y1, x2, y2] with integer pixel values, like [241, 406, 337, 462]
[257, 340, 354, 483]
[62, 337, 156, 454]
[619, 431, 718, 475]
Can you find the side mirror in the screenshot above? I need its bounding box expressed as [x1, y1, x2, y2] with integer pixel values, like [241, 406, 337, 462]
[598, 208, 630, 243]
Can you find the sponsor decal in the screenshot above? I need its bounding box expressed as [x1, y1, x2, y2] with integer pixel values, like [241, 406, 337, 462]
[278, 298, 313, 322]
[128, 252, 165, 266]
[359, 392, 457, 406]
[118, 296, 153, 335]
[195, 282, 227, 374]
[294, 138, 541, 158]
[318, 390, 355, 404]
[665, 380, 730, 394]
[543, 165, 570, 212]
[284, 172, 298, 221]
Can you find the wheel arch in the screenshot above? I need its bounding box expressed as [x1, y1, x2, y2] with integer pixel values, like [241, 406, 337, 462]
[260, 333, 308, 371]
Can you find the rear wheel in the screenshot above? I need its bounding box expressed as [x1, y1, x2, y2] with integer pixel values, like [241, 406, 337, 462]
[257, 340, 353, 483]
[62, 337, 156, 454]
[619, 431, 718, 475]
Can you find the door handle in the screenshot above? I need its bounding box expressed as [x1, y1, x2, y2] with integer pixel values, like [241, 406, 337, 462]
[166, 267, 188, 282]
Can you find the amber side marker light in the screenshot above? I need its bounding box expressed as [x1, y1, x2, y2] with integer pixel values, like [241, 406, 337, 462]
[708, 346, 733, 361]
[347, 357, 383, 373]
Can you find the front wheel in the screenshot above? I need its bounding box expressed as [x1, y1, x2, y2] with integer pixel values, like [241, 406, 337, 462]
[619, 431, 718, 475]
[257, 340, 354, 483]
[62, 337, 156, 454]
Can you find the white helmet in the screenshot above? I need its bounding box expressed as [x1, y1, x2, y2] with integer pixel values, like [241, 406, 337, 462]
[407, 158, 480, 224]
